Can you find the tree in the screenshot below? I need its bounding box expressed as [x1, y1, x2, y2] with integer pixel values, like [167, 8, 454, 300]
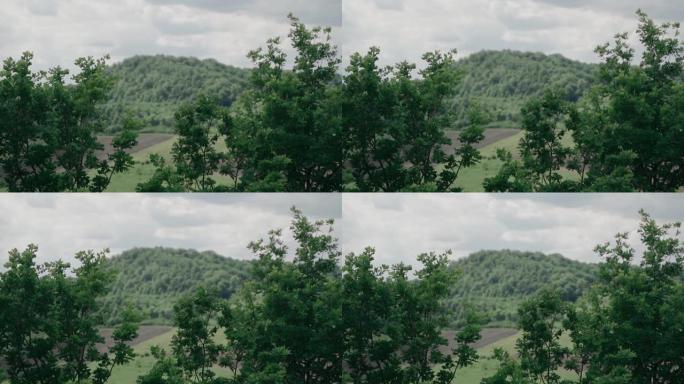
[237, 14, 344, 192]
[484, 90, 576, 192]
[516, 289, 569, 384]
[573, 211, 684, 383]
[0, 52, 138, 192]
[171, 287, 223, 383]
[590, 10, 684, 191]
[0, 245, 139, 384]
[93, 307, 141, 384]
[138, 95, 229, 192]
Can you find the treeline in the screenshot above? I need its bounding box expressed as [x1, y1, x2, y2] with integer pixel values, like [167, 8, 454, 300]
[102, 56, 251, 133]
[98, 247, 598, 328]
[1, 211, 681, 383]
[447, 250, 597, 327]
[452, 50, 597, 129]
[99, 248, 251, 325]
[1, 10, 682, 192]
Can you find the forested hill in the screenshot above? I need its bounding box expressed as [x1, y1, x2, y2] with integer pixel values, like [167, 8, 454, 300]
[99, 247, 252, 325]
[448, 250, 599, 327]
[452, 50, 598, 128]
[100, 50, 597, 133]
[101, 55, 251, 133]
[100, 247, 600, 327]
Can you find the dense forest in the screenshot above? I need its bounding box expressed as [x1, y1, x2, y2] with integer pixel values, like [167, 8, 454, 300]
[1, 211, 682, 384]
[99, 248, 252, 325]
[452, 50, 597, 129]
[102, 56, 251, 133]
[97, 247, 597, 328]
[448, 250, 598, 327]
[98, 50, 596, 134]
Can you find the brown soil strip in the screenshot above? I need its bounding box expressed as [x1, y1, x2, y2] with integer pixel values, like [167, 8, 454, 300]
[438, 327, 518, 354]
[96, 133, 175, 160]
[96, 325, 174, 353]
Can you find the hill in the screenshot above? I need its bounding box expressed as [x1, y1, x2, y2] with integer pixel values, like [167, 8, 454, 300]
[448, 250, 599, 327]
[101, 55, 252, 133]
[100, 247, 600, 327]
[99, 247, 252, 325]
[99, 51, 597, 133]
[452, 50, 598, 128]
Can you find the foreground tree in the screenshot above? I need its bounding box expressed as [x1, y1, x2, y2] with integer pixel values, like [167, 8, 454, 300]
[138, 210, 481, 384]
[484, 212, 684, 384]
[0, 53, 138, 192]
[342, 47, 485, 191]
[572, 211, 684, 383]
[0, 246, 139, 384]
[484, 90, 575, 192]
[486, 10, 684, 192]
[138, 95, 230, 192]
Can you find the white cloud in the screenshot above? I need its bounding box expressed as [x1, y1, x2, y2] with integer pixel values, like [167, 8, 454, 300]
[2, 194, 680, 270]
[0, 0, 679, 72]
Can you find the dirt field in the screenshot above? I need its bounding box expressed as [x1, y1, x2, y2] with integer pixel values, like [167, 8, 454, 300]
[96, 133, 175, 160]
[96, 325, 174, 353]
[444, 128, 520, 152]
[439, 327, 518, 354]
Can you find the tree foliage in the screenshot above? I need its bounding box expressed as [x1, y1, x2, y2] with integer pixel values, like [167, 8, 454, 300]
[484, 212, 684, 384]
[0, 53, 138, 192]
[486, 10, 684, 192]
[0, 246, 139, 384]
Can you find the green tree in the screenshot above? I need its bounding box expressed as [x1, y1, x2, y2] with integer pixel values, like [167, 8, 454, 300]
[138, 95, 229, 192]
[238, 14, 344, 191]
[574, 211, 684, 383]
[484, 90, 575, 192]
[590, 10, 684, 191]
[136, 346, 185, 384]
[0, 245, 139, 384]
[516, 289, 569, 384]
[171, 287, 223, 383]
[0, 53, 138, 192]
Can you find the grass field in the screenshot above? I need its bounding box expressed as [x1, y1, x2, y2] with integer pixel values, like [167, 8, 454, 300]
[102, 326, 579, 384]
[104, 128, 529, 192]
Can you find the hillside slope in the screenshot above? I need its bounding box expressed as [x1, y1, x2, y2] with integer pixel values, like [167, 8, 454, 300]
[100, 247, 252, 325]
[100, 51, 597, 133]
[101, 55, 251, 133]
[452, 50, 597, 128]
[448, 250, 599, 326]
[100, 247, 600, 327]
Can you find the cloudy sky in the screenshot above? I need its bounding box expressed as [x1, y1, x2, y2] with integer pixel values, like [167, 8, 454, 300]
[1, 194, 682, 269]
[1, 0, 682, 72]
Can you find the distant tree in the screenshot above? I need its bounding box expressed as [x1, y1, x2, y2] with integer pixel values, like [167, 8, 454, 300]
[0, 52, 138, 192]
[93, 307, 141, 384]
[136, 346, 185, 384]
[516, 289, 569, 384]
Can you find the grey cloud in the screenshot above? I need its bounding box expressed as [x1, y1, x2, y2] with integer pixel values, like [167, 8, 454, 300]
[531, 0, 684, 22]
[144, 0, 342, 26]
[26, 0, 58, 16]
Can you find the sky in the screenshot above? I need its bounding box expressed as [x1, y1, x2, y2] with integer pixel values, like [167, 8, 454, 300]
[1, 0, 682, 72]
[1, 194, 682, 269]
